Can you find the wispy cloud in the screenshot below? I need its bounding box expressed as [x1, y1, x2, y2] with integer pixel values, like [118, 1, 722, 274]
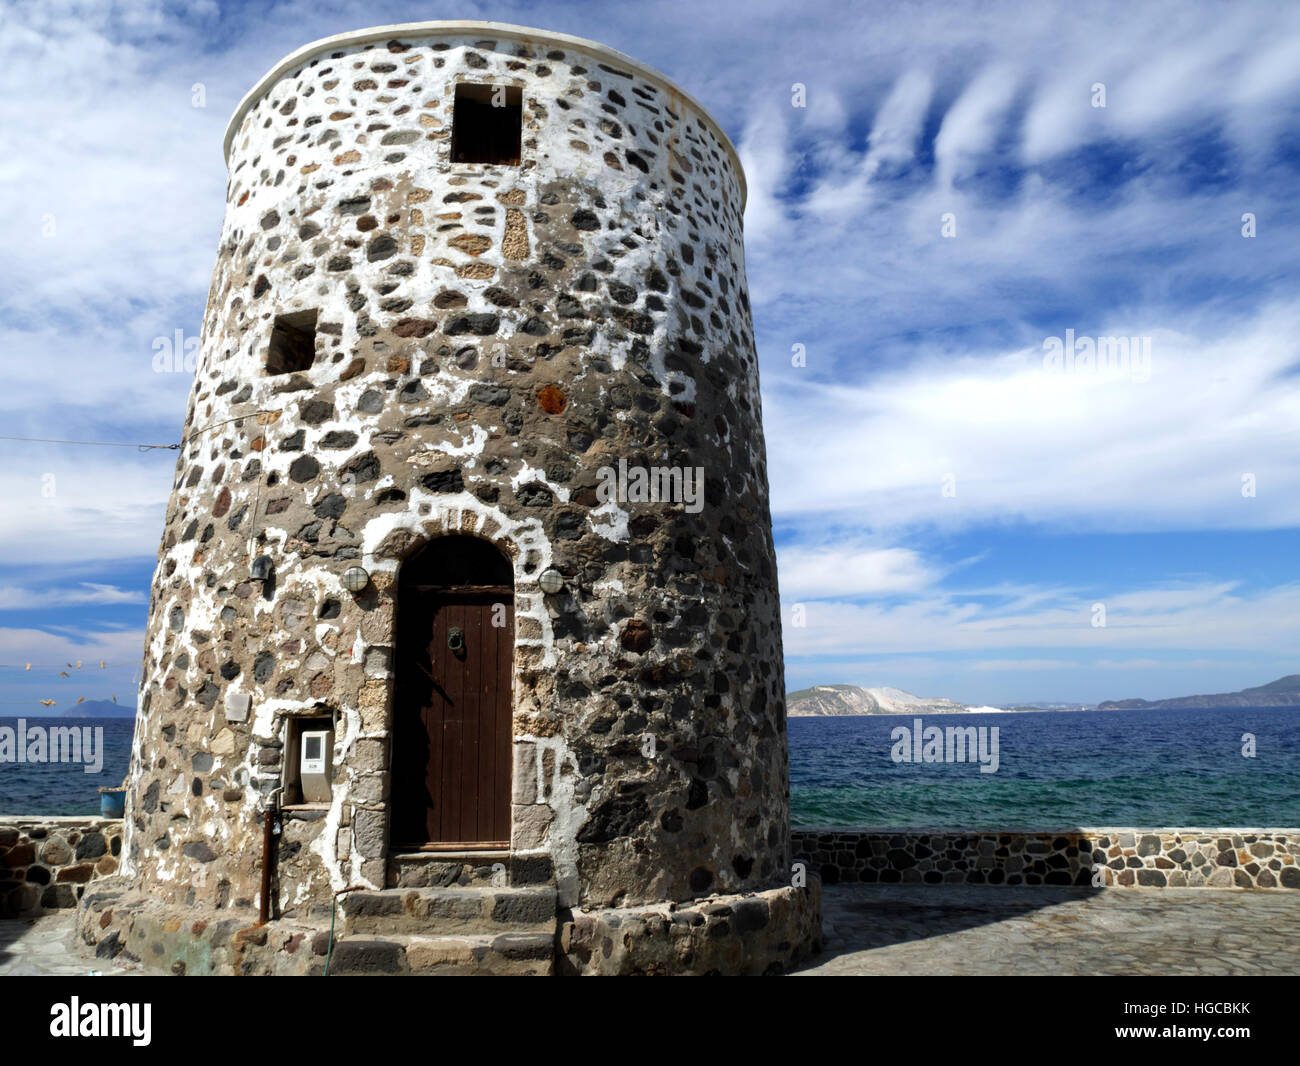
[784, 581, 1300, 659]
[768, 304, 1300, 534]
[0, 0, 1296, 706]
[0, 583, 146, 610]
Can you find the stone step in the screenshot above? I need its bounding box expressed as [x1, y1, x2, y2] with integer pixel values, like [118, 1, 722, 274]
[324, 931, 554, 976]
[341, 884, 557, 937]
[386, 850, 554, 889]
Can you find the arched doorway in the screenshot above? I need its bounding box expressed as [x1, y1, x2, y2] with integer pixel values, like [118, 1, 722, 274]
[391, 535, 514, 848]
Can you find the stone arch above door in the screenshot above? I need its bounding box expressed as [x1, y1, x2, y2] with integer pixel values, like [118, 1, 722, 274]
[360, 501, 558, 675]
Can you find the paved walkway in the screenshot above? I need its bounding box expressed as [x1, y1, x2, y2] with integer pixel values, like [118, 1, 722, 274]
[7, 887, 1298, 976]
[796, 884, 1300, 975]
[0, 913, 140, 976]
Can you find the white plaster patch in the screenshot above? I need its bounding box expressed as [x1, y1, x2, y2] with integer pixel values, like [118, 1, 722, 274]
[510, 461, 570, 504]
[416, 421, 488, 460]
[587, 498, 630, 542]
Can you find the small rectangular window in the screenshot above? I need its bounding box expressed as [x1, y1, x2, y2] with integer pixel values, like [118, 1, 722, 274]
[283, 714, 334, 806]
[451, 83, 522, 166]
[267, 309, 318, 375]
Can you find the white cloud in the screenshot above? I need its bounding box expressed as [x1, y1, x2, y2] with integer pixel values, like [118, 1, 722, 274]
[932, 65, 1019, 189]
[0, 583, 146, 609]
[2, 0, 1299, 708]
[778, 545, 935, 600]
[782, 581, 1300, 659]
[0, 453, 172, 564]
[736, 100, 792, 245]
[804, 69, 934, 216]
[866, 69, 934, 172]
[766, 303, 1300, 533]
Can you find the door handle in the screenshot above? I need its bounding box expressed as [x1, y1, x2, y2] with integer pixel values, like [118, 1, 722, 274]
[447, 627, 465, 651]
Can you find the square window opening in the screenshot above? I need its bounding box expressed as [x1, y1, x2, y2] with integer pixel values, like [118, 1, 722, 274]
[267, 309, 318, 375]
[283, 713, 335, 806]
[451, 83, 522, 166]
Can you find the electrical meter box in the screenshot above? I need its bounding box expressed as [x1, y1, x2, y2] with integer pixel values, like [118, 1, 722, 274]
[299, 728, 333, 803]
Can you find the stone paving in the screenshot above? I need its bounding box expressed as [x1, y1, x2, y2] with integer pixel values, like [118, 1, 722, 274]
[0, 914, 140, 976]
[795, 884, 1300, 975]
[6, 884, 1298, 976]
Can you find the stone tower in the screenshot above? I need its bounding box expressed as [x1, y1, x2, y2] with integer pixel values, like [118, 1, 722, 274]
[81, 20, 820, 975]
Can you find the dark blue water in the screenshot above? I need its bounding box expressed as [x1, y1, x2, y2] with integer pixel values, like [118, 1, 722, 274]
[790, 707, 1300, 828]
[0, 718, 134, 815]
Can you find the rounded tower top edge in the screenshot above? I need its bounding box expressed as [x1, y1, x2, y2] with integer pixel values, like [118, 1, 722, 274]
[221, 19, 748, 208]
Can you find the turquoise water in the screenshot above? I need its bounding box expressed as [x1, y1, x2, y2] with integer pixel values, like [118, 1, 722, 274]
[789, 706, 1300, 828]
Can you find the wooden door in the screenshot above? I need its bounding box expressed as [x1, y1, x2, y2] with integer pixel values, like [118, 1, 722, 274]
[392, 539, 514, 848]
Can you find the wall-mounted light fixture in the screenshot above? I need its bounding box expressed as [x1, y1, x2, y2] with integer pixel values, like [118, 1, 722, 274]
[538, 568, 564, 594]
[341, 566, 370, 594]
[250, 554, 274, 583]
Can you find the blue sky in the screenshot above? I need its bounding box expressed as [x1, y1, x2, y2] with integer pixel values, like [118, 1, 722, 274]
[0, 0, 1297, 710]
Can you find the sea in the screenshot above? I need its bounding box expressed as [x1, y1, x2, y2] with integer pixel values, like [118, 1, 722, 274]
[0, 718, 134, 816]
[790, 706, 1300, 828]
[3, 708, 1299, 827]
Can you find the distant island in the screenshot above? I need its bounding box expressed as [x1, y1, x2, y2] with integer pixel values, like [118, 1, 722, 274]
[787, 673, 1300, 717]
[0, 698, 135, 719]
[784, 685, 1074, 716]
[1097, 674, 1300, 710]
[787, 685, 967, 717]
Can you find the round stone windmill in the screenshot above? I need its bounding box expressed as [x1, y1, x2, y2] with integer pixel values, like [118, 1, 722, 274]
[81, 20, 820, 975]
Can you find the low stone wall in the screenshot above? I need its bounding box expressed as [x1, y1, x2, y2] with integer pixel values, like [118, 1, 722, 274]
[791, 828, 1300, 889]
[0, 817, 124, 917]
[79, 877, 822, 976]
[557, 881, 823, 976]
[80, 882, 338, 975]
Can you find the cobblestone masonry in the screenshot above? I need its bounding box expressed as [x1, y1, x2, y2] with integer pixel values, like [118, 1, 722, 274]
[791, 828, 1300, 889]
[0, 818, 122, 917]
[85, 21, 816, 974]
[557, 877, 823, 975]
[75, 875, 822, 975]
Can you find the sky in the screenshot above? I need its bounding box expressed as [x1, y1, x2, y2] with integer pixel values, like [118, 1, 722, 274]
[0, 0, 1297, 711]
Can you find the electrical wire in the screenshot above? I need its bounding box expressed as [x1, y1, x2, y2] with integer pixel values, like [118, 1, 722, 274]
[0, 410, 274, 454]
[0, 434, 177, 452]
[0, 663, 133, 670]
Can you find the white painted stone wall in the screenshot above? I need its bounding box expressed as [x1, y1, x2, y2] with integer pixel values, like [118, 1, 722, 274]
[123, 22, 788, 918]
